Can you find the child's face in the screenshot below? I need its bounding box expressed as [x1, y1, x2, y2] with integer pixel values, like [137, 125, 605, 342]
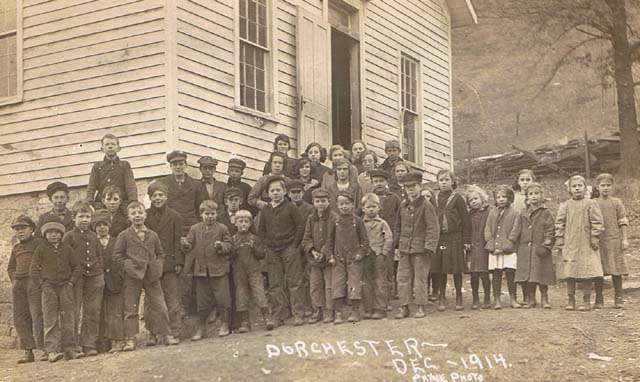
[362, 154, 376, 172]
[438, 174, 453, 191]
[337, 196, 353, 215]
[570, 180, 586, 199]
[50, 190, 68, 211]
[226, 196, 242, 212]
[394, 166, 408, 179]
[467, 192, 483, 210]
[313, 197, 329, 214]
[331, 150, 344, 162]
[495, 192, 509, 208]
[276, 140, 290, 154]
[307, 146, 321, 162]
[336, 164, 349, 181]
[527, 188, 543, 206]
[299, 162, 311, 177]
[127, 207, 147, 226]
[268, 181, 285, 202]
[228, 167, 243, 181]
[170, 160, 187, 177]
[404, 183, 421, 200]
[352, 143, 365, 158]
[103, 193, 122, 213]
[45, 230, 62, 244]
[363, 201, 380, 218]
[75, 211, 92, 231]
[150, 191, 167, 208]
[271, 157, 284, 175]
[94, 222, 110, 238]
[518, 173, 533, 190]
[386, 147, 401, 160]
[597, 179, 613, 197]
[372, 177, 388, 193]
[202, 209, 217, 225]
[235, 217, 252, 233]
[102, 138, 120, 157]
[13, 225, 34, 242]
[200, 165, 215, 180]
[288, 188, 304, 202]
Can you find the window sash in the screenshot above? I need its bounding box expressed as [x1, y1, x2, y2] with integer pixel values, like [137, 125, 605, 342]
[400, 55, 418, 114]
[239, 0, 268, 49]
[239, 41, 267, 112]
[0, 0, 17, 99]
[402, 110, 417, 163]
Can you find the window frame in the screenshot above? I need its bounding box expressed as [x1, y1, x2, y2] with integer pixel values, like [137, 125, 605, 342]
[0, 0, 23, 106]
[233, 0, 277, 121]
[398, 52, 422, 165]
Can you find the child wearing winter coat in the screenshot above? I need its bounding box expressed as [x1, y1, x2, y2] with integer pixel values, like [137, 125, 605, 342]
[484, 186, 521, 309]
[555, 175, 604, 311]
[514, 183, 556, 309]
[593, 173, 628, 309]
[464, 185, 492, 310]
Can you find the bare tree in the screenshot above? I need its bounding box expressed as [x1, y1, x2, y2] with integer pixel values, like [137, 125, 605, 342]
[483, 0, 640, 178]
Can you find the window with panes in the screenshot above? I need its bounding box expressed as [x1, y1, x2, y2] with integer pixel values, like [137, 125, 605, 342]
[400, 54, 419, 163]
[239, 0, 269, 113]
[0, 0, 17, 99]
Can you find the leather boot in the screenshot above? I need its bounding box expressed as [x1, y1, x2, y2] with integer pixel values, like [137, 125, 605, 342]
[593, 293, 604, 310]
[372, 309, 386, 319]
[455, 292, 464, 311]
[191, 314, 207, 341]
[146, 334, 157, 347]
[414, 305, 426, 318]
[541, 293, 551, 309]
[17, 350, 34, 364]
[348, 300, 361, 323]
[38, 350, 49, 361]
[308, 308, 322, 324]
[471, 293, 480, 310]
[395, 305, 409, 319]
[323, 310, 335, 324]
[482, 293, 492, 309]
[614, 294, 624, 309]
[510, 295, 521, 309]
[123, 339, 136, 351]
[218, 309, 230, 337]
[109, 340, 124, 353]
[565, 295, 576, 311]
[238, 311, 250, 333]
[333, 299, 344, 325]
[261, 307, 275, 331]
[577, 294, 591, 311]
[494, 293, 502, 310]
[164, 335, 180, 345]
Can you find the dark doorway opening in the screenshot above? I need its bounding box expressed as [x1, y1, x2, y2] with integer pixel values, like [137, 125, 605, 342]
[331, 28, 360, 149]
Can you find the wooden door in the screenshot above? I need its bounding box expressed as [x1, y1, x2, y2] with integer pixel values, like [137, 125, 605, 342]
[296, 6, 332, 151]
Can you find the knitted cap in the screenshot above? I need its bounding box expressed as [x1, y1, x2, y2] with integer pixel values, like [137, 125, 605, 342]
[384, 140, 401, 151]
[147, 180, 169, 196]
[40, 215, 65, 236]
[91, 209, 112, 230]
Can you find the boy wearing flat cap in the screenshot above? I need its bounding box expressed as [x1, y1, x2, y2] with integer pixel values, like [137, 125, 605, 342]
[30, 215, 81, 362]
[198, 156, 227, 213]
[219, 187, 244, 236]
[144, 180, 183, 343]
[227, 158, 255, 215]
[289, 179, 315, 225]
[36, 181, 76, 235]
[393, 171, 440, 319]
[86, 133, 138, 210]
[325, 190, 369, 324]
[8, 215, 46, 363]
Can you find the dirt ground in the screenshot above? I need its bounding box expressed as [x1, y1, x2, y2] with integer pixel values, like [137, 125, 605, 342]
[2, 241, 640, 382]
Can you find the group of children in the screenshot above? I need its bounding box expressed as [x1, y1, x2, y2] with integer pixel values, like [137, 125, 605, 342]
[7, 133, 631, 366]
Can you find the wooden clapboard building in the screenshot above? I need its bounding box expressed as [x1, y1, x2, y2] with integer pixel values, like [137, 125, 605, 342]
[0, 0, 476, 196]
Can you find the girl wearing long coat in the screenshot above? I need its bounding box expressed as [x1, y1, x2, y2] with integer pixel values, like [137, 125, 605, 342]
[515, 201, 555, 309]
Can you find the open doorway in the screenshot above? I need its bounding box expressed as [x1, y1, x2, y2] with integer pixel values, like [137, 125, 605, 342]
[331, 28, 360, 149]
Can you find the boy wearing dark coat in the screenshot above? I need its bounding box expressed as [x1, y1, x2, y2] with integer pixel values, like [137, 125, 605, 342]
[93, 210, 124, 353]
[257, 176, 306, 326]
[227, 158, 255, 215]
[288, 179, 315, 317]
[8, 215, 46, 363]
[63, 201, 104, 357]
[198, 156, 227, 213]
[393, 171, 440, 319]
[114, 202, 180, 351]
[36, 182, 76, 235]
[145, 180, 184, 341]
[232, 210, 272, 332]
[301, 188, 336, 324]
[218, 187, 244, 236]
[183, 200, 233, 340]
[85, 133, 138, 210]
[101, 185, 130, 238]
[326, 191, 370, 324]
[30, 216, 81, 362]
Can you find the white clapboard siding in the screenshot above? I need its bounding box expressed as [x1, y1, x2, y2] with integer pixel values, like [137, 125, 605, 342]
[175, 0, 299, 183]
[0, 0, 167, 196]
[363, 0, 452, 179]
